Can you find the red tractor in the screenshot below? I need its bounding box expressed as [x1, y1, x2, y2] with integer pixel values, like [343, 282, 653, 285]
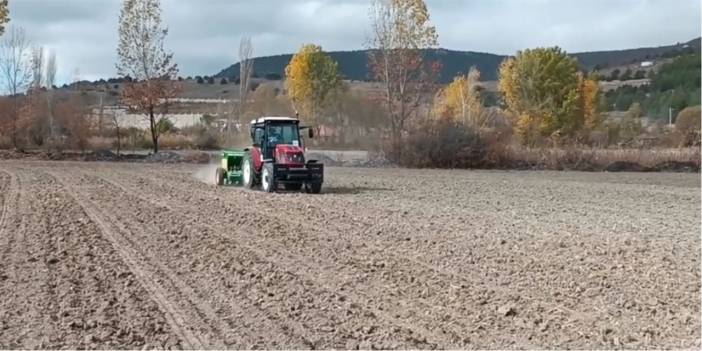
[240, 116, 323, 193]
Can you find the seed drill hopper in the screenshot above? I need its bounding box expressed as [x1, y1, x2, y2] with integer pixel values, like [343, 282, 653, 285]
[215, 150, 245, 186]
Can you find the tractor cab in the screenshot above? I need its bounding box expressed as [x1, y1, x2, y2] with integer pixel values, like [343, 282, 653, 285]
[249, 117, 313, 163]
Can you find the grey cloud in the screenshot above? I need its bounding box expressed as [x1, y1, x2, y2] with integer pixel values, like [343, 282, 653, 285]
[6, 0, 700, 84]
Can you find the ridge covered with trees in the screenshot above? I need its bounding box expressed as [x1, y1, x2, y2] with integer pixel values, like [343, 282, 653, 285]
[215, 38, 701, 83]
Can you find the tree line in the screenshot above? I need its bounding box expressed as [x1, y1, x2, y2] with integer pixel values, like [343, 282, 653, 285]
[0, 0, 698, 159]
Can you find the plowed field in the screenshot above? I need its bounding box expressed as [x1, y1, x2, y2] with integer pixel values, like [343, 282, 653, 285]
[0, 161, 699, 349]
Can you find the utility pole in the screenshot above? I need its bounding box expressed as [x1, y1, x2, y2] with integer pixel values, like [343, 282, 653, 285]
[668, 107, 673, 125]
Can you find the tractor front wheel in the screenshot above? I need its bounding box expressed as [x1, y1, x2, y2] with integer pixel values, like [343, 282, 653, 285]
[261, 163, 276, 193]
[305, 182, 322, 194]
[243, 156, 256, 189]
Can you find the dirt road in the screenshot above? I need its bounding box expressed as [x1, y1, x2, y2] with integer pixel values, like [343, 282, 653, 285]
[0, 161, 699, 349]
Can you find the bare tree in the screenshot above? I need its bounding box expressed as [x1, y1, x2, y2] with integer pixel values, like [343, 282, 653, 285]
[30, 46, 44, 90]
[238, 36, 254, 127]
[107, 86, 122, 155]
[0, 26, 32, 148]
[44, 50, 57, 143]
[367, 0, 440, 160]
[44, 50, 56, 88]
[117, 0, 180, 153]
[96, 83, 107, 135]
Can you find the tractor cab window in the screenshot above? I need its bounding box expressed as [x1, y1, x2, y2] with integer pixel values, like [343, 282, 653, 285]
[253, 128, 264, 146]
[266, 124, 300, 146]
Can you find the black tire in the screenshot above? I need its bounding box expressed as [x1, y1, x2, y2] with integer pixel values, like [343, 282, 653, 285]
[242, 155, 257, 189]
[261, 163, 276, 193]
[284, 183, 303, 191]
[215, 167, 225, 186]
[305, 182, 322, 194]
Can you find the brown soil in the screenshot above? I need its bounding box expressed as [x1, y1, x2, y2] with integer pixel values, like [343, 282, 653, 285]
[0, 161, 699, 349]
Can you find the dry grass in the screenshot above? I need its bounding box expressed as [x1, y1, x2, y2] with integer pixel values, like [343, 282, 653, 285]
[87, 136, 114, 150]
[0, 135, 12, 149]
[158, 134, 194, 150]
[498, 146, 700, 171]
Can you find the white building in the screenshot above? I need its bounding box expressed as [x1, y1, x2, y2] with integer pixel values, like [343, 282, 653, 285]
[93, 106, 208, 130]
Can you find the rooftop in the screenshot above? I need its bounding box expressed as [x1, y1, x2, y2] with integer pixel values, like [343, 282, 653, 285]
[250, 116, 299, 124]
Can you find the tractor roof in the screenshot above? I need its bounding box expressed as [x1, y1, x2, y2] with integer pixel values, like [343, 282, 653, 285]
[250, 116, 299, 124]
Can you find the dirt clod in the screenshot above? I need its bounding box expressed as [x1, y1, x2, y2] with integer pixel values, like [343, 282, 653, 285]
[497, 304, 517, 317]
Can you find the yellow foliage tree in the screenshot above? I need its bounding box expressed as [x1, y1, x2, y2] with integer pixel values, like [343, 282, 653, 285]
[578, 73, 601, 130]
[499, 47, 596, 145]
[284, 44, 342, 127]
[434, 67, 485, 126]
[0, 0, 8, 36]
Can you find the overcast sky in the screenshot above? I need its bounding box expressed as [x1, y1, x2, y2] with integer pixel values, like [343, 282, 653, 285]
[7, 0, 701, 83]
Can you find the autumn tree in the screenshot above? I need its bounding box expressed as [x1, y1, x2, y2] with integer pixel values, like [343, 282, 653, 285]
[499, 47, 600, 145]
[434, 67, 487, 126]
[578, 73, 601, 131]
[0, 0, 8, 36]
[285, 44, 343, 128]
[116, 0, 180, 153]
[0, 26, 31, 148]
[367, 0, 440, 159]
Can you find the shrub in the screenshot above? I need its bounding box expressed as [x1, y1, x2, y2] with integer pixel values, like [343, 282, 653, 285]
[159, 133, 193, 150]
[398, 118, 486, 168]
[675, 105, 701, 146]
[193, 126, 220, 150]
[156, 118, 176, 134]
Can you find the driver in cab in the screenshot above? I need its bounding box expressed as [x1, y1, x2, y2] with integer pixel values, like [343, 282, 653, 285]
[268, 127, 282, 144]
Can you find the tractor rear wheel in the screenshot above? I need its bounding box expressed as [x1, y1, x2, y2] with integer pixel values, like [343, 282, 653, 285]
[261, 163, 276, 193]
[284, 183, 303, 191]
[305, 182, 322, 194]
[242, 156, 256, 189]
[215, 167, 225, 186]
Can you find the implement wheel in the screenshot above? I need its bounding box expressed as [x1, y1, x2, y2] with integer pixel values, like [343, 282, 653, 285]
[215, 167, 225, 186]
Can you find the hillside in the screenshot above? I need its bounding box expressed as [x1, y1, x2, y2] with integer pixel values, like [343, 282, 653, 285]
[215, 38, 701, 83]
[604, 52, 701, 118]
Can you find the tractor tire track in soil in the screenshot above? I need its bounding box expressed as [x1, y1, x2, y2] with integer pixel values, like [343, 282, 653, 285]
[0, 169, 18, 260]
[0, 166, 183, 349]
[98, 167, 484, 345]
[72, 166, 442, 348]
[46, 170, 224, 349]
[0, 161, 699, 349]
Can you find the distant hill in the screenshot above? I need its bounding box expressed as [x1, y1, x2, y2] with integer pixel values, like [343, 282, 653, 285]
[215, 38, 701, 83]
